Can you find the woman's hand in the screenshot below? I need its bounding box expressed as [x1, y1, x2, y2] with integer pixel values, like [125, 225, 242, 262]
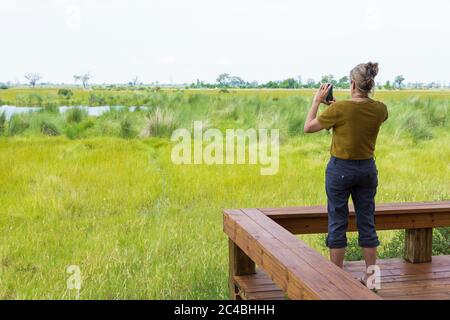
[314, 83, 336, 105]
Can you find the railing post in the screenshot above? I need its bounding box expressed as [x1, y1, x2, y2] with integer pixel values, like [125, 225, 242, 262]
[404, 228, 432, 263]
[228, 238, 255, 300]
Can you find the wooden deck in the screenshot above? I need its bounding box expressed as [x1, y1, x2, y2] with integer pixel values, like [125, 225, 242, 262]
[345, 255, 450, 300]
[224, 201, 450, 300]
[233, 255, 450, 300]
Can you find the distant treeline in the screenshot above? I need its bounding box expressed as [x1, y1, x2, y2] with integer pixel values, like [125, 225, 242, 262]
[188, 73, 447, 90]
[1, 72, 448, 90]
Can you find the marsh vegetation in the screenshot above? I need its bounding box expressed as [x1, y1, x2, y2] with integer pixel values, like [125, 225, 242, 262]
[0, 88, 449, 298]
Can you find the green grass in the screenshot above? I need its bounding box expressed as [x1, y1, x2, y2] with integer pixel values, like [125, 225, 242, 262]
[0, 89, 449, 299]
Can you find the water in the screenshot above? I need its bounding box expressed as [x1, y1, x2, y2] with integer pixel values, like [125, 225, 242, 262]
[0, 105, 148, 120]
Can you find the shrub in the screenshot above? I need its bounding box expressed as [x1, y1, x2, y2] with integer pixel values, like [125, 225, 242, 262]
[0, 112, 6, 134]
[8, 115, 30, 136]
[99, 120, 120, 136]
[288, 114, 306, 136]
[0, 85, 8, 90]
[40, 121, 60, 136]
[399, 111, 433, 142]
[187, 94, 202, 105]
[26, 93, 44, 107]
[43, 101, 58, 113]
[433, 227, 450, 255]
[66, 107, 86, 123]
[81, 119, 95, 130]
[120, 117, 135, 139]
[379, 230, 404, 259]
[64, 124, 83, 140]
[426, 103, 448, 127]
[379, 228, 450, 259]
[88, 93, 107, 106]
[58, 89, 74, 99]
[344, 235, 364, 261]
[140, 107, 177, 138]
[220, 103, 239, 121]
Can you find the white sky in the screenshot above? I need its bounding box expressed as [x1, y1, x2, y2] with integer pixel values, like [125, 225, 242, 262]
[1, 0, 449, 84]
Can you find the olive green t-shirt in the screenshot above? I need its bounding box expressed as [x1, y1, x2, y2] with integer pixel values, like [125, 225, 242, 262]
[317, 99, 388, 160]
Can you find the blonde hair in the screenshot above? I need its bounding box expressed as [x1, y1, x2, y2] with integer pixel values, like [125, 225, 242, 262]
[350, 62, 379, 93]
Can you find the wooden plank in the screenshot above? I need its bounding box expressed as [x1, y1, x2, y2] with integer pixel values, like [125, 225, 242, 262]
[345, 255, 450, 271]
[260, 201, 450, 218]
[270, 212, 450, 234]
[344, 255, 450, 300]
[383, 290, 450, 300]
[405, 228, 433, 263]
[345, 263, 450, 276]
[228, 238, 256, 300]
[234, 269, 286, 300]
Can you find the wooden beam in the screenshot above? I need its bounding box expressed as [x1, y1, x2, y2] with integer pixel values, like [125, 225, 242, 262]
[405, 228, 433, 263]
[270, 212, 450, 234]
[228, 238, 255, 300]
[261, 201, 450, 218]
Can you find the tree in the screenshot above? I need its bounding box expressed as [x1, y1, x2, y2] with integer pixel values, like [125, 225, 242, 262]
[320, 74, 334, 84]
[129, 76, 139, 87]
[337, 76, 350, 89]
[384, 80, 392, 90]
[58, 88, 73, 99]
[24, 73, 42, 88]
[305, 78, 316, 88]
[228, 76, 245, 88]
[394, 75, 405, 89]
[74, 73, 92, 88]
[280, 78, 300, 89]
[216, 73, 230, 87]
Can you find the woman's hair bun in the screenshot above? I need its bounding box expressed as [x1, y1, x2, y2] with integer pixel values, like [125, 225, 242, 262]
[366, 62, 379, 79]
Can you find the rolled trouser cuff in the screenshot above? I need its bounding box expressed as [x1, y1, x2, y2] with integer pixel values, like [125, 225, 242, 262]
[326, 235, 347, 249]
[358, 238, 380, 248]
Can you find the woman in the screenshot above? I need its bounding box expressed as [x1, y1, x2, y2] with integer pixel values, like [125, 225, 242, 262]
[303, 62, 388, 285]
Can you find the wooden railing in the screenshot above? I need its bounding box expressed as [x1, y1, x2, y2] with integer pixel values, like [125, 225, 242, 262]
[223, 201, 450, 300]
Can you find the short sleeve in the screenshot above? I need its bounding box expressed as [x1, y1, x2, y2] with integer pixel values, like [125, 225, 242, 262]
[317, 104, 338, 130]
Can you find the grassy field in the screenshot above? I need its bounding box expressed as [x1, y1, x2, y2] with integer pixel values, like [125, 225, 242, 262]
[0, 88, 449, 299]
[1, 87, 450, 106]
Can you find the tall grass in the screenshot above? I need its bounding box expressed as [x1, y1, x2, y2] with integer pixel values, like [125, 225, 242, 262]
[2, 91, 448, 143]
[65, 107, 87, 123]
[0, 111, 6, 134]
[140, 107, 178, 138]
[120, 116, 135, 139]
[0, 133, 448, 299]
[8, 115, 30, 136]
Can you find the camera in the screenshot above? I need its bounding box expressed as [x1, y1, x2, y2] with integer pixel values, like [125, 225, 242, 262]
[326, 84, 334, 102]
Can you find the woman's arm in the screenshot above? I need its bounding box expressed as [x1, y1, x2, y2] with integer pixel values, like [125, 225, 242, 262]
[304, 83, 335, 133]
